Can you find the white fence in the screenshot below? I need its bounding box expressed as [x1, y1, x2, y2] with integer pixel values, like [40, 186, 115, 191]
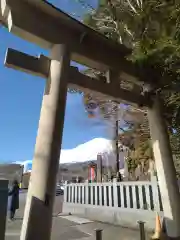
[63, 180, 163, 230]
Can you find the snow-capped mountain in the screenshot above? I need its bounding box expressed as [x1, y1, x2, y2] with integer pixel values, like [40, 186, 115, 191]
[60, 138, 113, 163]
[14, 138, 127, 173]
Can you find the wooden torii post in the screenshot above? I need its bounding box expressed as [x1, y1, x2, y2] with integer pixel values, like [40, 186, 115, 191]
[1, 0, 180, 239]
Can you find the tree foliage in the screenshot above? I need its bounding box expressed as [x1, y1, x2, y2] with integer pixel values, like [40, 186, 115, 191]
[82, 0, 180, 126]
[73, 0, 180, 174]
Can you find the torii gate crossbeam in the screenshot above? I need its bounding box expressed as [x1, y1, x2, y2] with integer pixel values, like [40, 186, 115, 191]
[1, 0, 180, 239]
[5, 48, 150, 106]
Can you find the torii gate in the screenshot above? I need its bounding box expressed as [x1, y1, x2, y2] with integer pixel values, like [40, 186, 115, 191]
[1, 0, 180, 239]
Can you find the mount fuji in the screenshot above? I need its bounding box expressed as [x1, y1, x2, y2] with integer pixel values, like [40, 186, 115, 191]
[15, 138, 127, 173]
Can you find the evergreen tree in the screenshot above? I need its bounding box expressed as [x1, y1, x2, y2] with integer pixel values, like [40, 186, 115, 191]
[74, 0, 180, 175]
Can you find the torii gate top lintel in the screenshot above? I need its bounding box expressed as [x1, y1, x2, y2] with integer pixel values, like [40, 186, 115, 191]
[0, 0, 154, 107]
[0, 0, 147, 81]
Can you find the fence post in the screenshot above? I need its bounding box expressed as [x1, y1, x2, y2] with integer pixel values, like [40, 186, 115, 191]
[82, 185, 85, 204]
[138, 221, 146, 240]
[152, 176, 160, 212]
[74, 184, 78, 204]
[68, 183, 71, 203]
[120, 184, 125, 208]
[144, 184, 151, 210]
[99, 183, 103, 206]
[95, 229, 102, 240]
[64, 181, 68, 203]
[72, 184, 75, 203]
[90, 183, 93, 205]
[95, 184, 98, 206]
[104, 184, 107, 207]
[126, 185, 131, 209]
[132, 184, 137, 209]
[138, 184, 144, 209]
[78, 185, 81, 204]
[85, 181, 89, 205]
[113, 179, 118, 208]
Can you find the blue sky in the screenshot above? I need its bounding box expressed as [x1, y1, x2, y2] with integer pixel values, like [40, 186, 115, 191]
[0, 0, 110, 163]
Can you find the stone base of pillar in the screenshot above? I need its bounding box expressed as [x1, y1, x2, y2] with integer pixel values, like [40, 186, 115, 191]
[21, 196, 52, 240]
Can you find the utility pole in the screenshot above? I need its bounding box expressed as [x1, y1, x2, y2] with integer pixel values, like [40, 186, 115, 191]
[115, 120, 119, 174]
[115, 120, 121, 181]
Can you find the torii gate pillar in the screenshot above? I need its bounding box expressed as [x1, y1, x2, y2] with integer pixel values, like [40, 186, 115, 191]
[148, 95, 180, 238]
[20, 44, 70, 240]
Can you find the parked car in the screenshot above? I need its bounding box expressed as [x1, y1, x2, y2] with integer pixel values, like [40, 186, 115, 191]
[56, 183, 64, 196]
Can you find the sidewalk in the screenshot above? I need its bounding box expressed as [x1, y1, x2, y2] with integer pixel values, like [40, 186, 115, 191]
[5, 215, 88, 240]
[5, 213, 151, 240]
[5, 194, 151, 239]
[56, 215, 152, 240]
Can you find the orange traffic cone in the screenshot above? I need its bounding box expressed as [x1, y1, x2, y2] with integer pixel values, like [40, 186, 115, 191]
[151, 212, 162, 239]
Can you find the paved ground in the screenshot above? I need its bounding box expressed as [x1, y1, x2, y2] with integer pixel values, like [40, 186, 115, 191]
[5, 192, 151, 240]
